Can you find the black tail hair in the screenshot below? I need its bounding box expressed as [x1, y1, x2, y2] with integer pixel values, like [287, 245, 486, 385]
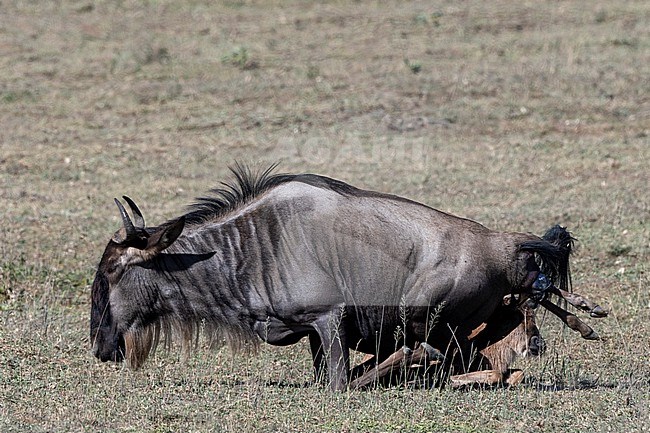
[519, 225, 575, 292]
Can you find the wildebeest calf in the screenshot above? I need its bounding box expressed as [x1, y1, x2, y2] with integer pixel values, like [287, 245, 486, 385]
[350, 298, 544, 389]
[448, 298, 544, 388]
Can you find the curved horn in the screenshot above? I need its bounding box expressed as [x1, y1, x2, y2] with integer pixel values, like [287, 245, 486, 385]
[122, 196, 145, 229]
[114, 198, 137, 239]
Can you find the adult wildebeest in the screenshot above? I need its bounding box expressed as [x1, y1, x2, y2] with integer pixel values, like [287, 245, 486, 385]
[90, 164, 593, 390]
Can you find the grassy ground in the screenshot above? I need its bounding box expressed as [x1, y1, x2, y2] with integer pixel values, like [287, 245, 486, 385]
[1, 1, 648, 431]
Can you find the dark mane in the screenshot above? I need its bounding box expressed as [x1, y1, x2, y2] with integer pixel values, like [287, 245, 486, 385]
[184, 163, 287, 225]
[183, 163, 361, 225]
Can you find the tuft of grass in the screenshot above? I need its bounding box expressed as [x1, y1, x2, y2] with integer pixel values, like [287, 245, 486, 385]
[110, 44, 171, 75]
[0, 256, 45, 305]
[221, 46, 259, 70]
[608, 245, 632, 257]
[1, 89, 36, 104]
[306, 65, 320, 80]
[610, 38, 638, 48]
[403, 58, 422, 74]
[0, 256, 90, 309]
[413, 11, 443, 26]
[594, 10, 608, 23]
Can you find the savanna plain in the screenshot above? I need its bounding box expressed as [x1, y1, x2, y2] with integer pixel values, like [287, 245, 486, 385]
[0, 1, 648, 432]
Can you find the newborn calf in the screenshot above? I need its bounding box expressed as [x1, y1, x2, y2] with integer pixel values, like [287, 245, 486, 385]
[449, 299, 544, 387]
[350, 298, 543, 389]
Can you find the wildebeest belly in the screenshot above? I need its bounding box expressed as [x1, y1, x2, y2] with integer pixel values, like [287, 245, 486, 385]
[252, 317, 313, 346]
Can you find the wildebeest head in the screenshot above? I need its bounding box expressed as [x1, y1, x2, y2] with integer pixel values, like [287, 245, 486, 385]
[90, 196, 185, 366]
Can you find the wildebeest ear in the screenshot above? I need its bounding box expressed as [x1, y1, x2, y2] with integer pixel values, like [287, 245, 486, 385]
[122, 217, 186, 266]
[145, 216, 186, 255]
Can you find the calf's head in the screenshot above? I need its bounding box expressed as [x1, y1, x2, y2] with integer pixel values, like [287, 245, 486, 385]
[509, 304, 545, 358]
[473, 299, 546, 374]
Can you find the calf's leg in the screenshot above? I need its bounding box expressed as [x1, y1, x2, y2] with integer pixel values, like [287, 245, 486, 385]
[351, 346, 411, 389]
[549, 286, 608, 318]
[350, 343, 444, 389]
[540, 299, 599, 340]
[450, 370, 504, 388]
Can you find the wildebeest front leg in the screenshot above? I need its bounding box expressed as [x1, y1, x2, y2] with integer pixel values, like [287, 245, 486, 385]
[308, 332, 327, 384]
[312, 308, 350, 391]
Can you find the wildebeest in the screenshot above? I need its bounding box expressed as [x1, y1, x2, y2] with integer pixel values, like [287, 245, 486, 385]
[90, 164, 602, 390]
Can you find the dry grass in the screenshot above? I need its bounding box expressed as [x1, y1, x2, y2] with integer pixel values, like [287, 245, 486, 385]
[1, 0, 648, 431]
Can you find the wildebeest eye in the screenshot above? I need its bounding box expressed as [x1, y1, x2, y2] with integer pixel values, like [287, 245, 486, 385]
[102, 255, 128, 285]
[103, 257, 123, 276]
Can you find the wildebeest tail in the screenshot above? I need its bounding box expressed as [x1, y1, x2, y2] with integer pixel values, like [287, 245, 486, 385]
[519, 225, 575, 292]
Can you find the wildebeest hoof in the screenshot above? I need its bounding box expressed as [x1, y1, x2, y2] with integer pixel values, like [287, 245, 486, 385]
[505, 369, 524, 387]
[420, 342, 445, 362]
[589, 306, 608, 318]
